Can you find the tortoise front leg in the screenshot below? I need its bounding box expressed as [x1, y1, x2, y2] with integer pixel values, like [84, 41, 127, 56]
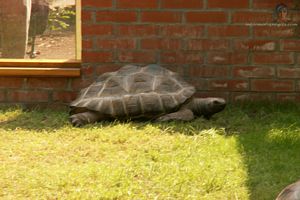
[156, 108, 195, 122]
[69, 111, 103, 127]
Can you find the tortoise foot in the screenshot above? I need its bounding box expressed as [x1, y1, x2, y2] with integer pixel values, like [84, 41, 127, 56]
[69, 111, 104, 127]
[69, 115, 85, 127]
[156, 109, 194, 122]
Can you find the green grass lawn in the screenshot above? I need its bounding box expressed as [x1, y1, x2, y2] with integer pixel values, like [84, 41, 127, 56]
[0, 103, 300, 200]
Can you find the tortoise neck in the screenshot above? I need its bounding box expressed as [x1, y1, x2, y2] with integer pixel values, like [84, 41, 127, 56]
[187, 97, 226, 118]
[186, 98, 207, 116]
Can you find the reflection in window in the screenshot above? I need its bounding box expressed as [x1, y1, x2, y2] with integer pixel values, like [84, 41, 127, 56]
[0, 0, 76, 59]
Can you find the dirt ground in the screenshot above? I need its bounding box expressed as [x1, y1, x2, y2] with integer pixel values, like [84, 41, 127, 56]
[25, 30, 76, 59]
[25, 0, 76, 59]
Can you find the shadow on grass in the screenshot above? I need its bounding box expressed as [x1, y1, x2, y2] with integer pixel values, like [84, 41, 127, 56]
[0, 106, 69, 131]
[133, 102, 300, 200]
[227, 102, 300, 200]
[236, 129, 300, 200]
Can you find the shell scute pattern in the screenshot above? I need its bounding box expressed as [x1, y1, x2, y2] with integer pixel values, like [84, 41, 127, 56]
[128, 72, 154, 93]
[100, 76, 128, 97]
[70, 64, 196, 118]
[155, 77, 181, 93]
[123, 95, 141, 117]
[111, 98, 127, 117]
[117, 64, 140, 75]
[140, 93, 164, 114]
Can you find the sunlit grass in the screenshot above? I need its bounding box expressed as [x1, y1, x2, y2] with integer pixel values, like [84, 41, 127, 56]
[0, 103, 300, 199]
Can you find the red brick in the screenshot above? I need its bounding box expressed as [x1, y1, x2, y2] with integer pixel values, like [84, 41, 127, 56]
[118, 51, 156, 63]
[117, 0, 158, 8]
[82, 0, 112, 8]
[277, 67, 300, 78]
[253, 53, 294, 64]
[251, 80, 295, 92]
[189, 79, 208, 90]
[234, 40, 276, 51]
[160, 52, 204, 64]
[232, 92, 273, 101]
[189, 66, 229, 77]
[27, 78, 67, 89]
[187, 39, 229, 51]
[297, 81, 300, 91]
[254, 26, 296, 38]
[140, 39, 181, 50]
[208, 80, 249, 91]
[162, 0, 203, 9]
[82, 51, 113, 63]
[82, 24, 113, 36]
[81, 65, 95, 77]
[53, 91, 77, 103]
[141, 11, 182, 23]
[282, 40, 300, 51]
[277, 94, 300, 102]
[96, 11, 137, 23]
[232, 66, 275, 78]
[253, 0, 293, 8]
[232, 11, 273, 23]
[208, 0, 249, 8]
[208, 26, 249, 37]
[186, 12, 227, 23]
[162, 65, 185, 75]
[82, 38, 93, 50]
[95, 64, 122, 75]
[0, 91, 6, 102]
[97, 39, 136, 49]
[117, 25, 159, 37]
[71, 79, 94, 91]
[81, 10, 92, 22]
[161, 25, 204, 38]
[0, 78, 24, 88]
[8, 91, 49, 102]
[292, 12, 300, 23]
[207, 52, 248, 65]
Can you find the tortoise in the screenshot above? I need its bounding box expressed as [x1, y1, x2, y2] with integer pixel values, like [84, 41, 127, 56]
[69, 64, 226, 127]
[276, 179, 300, 200]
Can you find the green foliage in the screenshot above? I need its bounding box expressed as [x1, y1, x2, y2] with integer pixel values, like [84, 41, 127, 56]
[1, 103, 300, 199]
[48, 7, 75, 31]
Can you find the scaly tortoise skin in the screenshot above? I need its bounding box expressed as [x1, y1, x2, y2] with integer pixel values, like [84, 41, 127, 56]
[69, 64, 226, 126]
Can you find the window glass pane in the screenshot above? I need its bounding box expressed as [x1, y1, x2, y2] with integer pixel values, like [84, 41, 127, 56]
[0, 0, 76, 59]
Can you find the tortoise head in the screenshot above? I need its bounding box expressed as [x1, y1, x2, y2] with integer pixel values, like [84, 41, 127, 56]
[191, 97, 226, 119]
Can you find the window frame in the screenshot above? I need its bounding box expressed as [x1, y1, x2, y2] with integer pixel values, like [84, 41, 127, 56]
[0, 0, 81, 77]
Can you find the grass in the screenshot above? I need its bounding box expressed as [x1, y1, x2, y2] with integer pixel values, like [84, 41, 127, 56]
[0, 103, 300, 199]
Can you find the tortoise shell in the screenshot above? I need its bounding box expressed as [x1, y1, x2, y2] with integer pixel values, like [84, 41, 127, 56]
[70, 64, 195, 119]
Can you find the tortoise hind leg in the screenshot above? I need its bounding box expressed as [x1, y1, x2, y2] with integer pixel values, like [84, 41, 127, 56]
[70, 111, 103, 127]
[156, 109, 194, 122]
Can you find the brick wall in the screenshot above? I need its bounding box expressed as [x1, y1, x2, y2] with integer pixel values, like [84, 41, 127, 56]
[80, 0, 300, 102]
[2, 0, 300, 106]
[0, 77, 78, 108]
